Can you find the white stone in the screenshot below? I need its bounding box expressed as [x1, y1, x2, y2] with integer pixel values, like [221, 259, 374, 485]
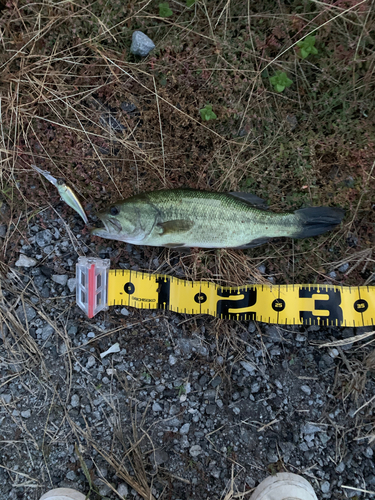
[15, 254, 37, 267]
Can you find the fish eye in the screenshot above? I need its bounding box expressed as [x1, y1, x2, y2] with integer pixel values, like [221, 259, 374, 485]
[110, 206, 119, 216]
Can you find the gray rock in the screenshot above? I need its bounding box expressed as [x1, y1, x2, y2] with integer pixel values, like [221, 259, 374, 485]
[86, 356, 96, 369]
[0, 394, 11, 404]
[117, 483, 129, 498]
[15, 254, 37, 267]
[98, 484, 111, 496]
[67, 278, 76, 293]
[66, 471, 76, 481]
[16, 304, 36, 323]
[152, 402, 162, 412]
[180, 423, 190, 435]
[35, 229, 53, 247]
[248, 321, 256, 333]
[211, 377, 221, 388]
[130, 31, 155, 57]
[41, 324, 54, 340]
[34, 275, 46, 288]
[189, 445, 202, 457]
[301, 385, 311, 396]
[338, 263, 349, 273]
[365, 446, 373, 458]
[21, 410, 31, 418]
[169, 354, 177, 366]
[0, 224, 7, 237]
[321, 481, 330, 493]
[52, 274, 68, 286]
[154, 449, 169, 465]
[240, 360, 256, 374]
[335, 462, 345, 473]
[204, 389, 216, 401]
[251, 382, 260, 393]
[120, 307, 130, 316]
[206, 404, 216, 415]
[265, 325, 282, 342]
[295, 333, 306, 342]
[71, 394, 80, 408]
[68, 325, 78, 335]
[302, 423, 322, 435]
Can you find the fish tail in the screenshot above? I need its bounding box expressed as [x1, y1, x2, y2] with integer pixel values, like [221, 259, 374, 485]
[292, 207, 345, 239]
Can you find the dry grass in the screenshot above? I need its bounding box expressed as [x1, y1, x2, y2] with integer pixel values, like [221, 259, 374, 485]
[0, 0, 374, 284]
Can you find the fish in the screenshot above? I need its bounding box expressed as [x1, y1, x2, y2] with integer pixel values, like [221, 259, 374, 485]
[90, 189, 345, 249]
[31, 164, 88, 224]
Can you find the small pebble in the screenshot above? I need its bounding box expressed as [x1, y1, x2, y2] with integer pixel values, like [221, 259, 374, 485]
[21, 410, 31, 418]
[52, 274, 68, 286]
[152, 402, 162, 412]
[321, 480, 330, 493]
[301, 385, 311, 396]
[180, 423, 190, 435]
[169, 354, 177, 366]
[117, 484, 129, 498]
[71, 394, 80, 408]
[120, 307, 130, 316]
[189, 445, 202, 457]
[67, 278, 76, 292]
[15, 254, 38, 267]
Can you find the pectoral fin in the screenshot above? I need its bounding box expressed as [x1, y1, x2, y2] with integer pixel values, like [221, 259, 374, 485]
[229, 192, 268, 209]
[157, 219, 194, 235]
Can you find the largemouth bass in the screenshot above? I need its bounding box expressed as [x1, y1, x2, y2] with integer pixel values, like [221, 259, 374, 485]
[31, 165, 88, 224]
[91, 189, 344, 249]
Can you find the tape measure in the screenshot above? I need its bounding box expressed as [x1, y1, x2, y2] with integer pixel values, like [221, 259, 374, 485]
[75, 257, 375, 326]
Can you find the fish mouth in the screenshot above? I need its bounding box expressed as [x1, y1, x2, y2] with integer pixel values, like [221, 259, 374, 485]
[92, 216, 122, 235]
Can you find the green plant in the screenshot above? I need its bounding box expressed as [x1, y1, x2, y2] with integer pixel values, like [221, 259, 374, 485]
[297, 35, 318, 59]
[177, 384, 186, 396]
[159, 2, 173, 17]
[142, 371, 151, 382]
[269, 71, 293, 92]
[199, 104, 217, 121]
[186, 0, 196, 6]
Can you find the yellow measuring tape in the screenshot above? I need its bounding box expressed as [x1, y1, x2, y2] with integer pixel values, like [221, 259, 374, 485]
[107, 269, 375, 327]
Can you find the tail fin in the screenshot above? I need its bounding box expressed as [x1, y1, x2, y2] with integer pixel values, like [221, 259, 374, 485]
[292, 207, 345, 239]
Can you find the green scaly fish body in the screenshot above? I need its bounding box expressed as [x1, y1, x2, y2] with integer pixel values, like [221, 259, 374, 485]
[91, 189, 344, 249]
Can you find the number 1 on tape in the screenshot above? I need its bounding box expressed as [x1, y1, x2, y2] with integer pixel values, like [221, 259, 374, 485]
[76, 257, 375, 326]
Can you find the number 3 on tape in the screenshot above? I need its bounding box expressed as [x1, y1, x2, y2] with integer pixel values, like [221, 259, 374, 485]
[76, 257, 375, 326]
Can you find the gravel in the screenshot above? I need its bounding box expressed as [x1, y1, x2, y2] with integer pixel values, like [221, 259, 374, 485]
[1, 209, 374, 500]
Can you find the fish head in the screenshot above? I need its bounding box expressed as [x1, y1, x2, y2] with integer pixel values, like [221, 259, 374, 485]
[91, 200, 156, 244]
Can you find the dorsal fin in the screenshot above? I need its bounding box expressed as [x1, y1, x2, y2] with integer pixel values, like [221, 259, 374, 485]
[228, 192, 268, 210]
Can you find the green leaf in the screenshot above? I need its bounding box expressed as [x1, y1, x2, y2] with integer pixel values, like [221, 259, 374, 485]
[296, 35, 318, 59]
[159, 2, 173, 17]
[199, 104, 217, 121]
[186, 0, 195, 6]
[269, 71, 293, 93]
